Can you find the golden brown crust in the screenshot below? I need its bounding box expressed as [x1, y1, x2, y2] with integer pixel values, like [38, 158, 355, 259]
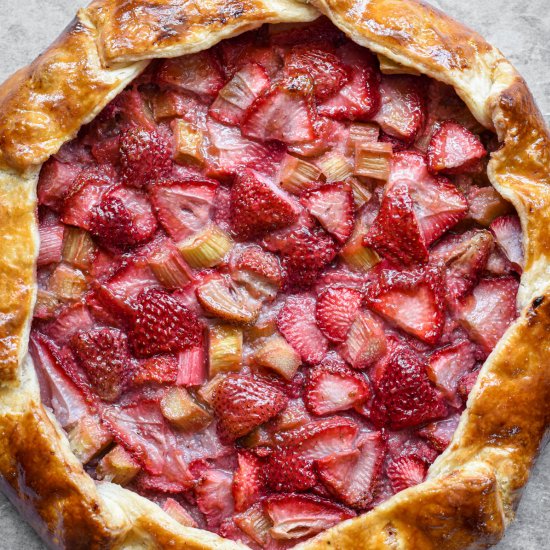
[0, 0, 549, 549]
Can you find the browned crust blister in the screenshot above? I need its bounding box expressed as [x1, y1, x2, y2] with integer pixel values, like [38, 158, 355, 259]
[0, 0, 549, 548]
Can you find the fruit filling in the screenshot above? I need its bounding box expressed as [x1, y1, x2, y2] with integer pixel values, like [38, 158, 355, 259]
[31, 18, 522, 547]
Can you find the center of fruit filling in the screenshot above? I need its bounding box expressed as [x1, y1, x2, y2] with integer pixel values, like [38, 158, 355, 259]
[31, 18, 522, 547]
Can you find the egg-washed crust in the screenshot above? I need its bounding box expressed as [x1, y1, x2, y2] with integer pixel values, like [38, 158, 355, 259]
[0, 0, 549, 548]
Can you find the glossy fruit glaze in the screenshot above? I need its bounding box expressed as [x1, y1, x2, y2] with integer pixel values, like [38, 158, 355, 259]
[30, 17, 523, 548]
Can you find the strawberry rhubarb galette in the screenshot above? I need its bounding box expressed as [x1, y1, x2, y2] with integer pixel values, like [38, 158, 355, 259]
[0, 1, 549, 549]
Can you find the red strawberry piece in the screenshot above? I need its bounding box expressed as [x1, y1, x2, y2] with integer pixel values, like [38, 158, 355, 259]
[156, 51, 224, 99]
[315, 286, 362, 343]
[230, 244, 283, 288]
[300, 183, 355, 243]
[44, 303, 94, 345]
[213, 374, 288, 441]
[94, 262, 161, 319]
[195, 469, 235, 529]
[233, 451, 265, 512]
[373, 75, 426, 142]
[485, 245, 514, 276]
[29, 334, 90, 428]
[265, 493, 355, 540]
[318, 43, 380, 121]
[61, 167, 114, 230]
[37, 159, 81, 210]
[455, 276, 519, 355]
[338, 310, 387, 369]
[386, 454, 427, 493]
[175, 345, 207, 387]
[417, 413, 461, 453]
[277, 294, 329, 364]
[37, 222, 64, 266]
[277, 417, 359, 460]
[426, 340, 477, 407]
[269, 17, 344, 47]
[150, 180, 218, 241]
[229, 170, 299, 240]
[288, 115, 350, 158]
[427, 121, 487, 174]
[130, 288, 203, 357]
[131, 354, 178, 386]
[102, 87, 156, 131]
[136, 471, 191, 494]
[431, 230, 493, 301]
[365, 266, 445, 345]
[265, 448, 317, 493]
[119, 127, 172, 188]
[388, 152, 468, 245]
[305, 362, 371, 416]
[315, 265, 369, 294]
[209, 63, 270, 125]
[278, 226, 339, 290]
[364, 182, 429, 266]
[371, 344, 447, 429]
[71, 327, 133, 401]
[241, 72, 317, 144]
[317, 431, 385, 508]
[91, 135, 121, 165]
[284, 45, 350, 99]
[490, 215, 524, 273]
[207, 118, 287, 179]
[458, 369, 480, 402]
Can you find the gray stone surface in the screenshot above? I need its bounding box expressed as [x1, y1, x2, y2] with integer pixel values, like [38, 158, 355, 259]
[0, 1, 548, 548]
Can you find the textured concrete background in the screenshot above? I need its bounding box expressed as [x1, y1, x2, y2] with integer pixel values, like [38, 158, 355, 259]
[0, 1, 548, 548]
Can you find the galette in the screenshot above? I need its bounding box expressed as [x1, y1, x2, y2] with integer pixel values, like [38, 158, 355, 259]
[0, 1, 549, 549]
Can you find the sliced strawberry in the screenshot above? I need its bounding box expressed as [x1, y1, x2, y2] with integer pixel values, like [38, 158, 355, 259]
[278, 226, 339, 290]
[241, 72, 317, 144]
[318, 43, 380, 121]
[455, 276, 519, 355]
[44, 303, 94, 345]
[229, 170, 299, 240]
[365, 266, 445, 345]
[284, 45, 349, 99]
[269, 17, 344, 47]
[131, 354, 178, 386]
[277, 417, 359, 460]
[119, 127, 172, 188]
[431, 230, 493, 301]
[371, 344, 447, 429]
[102, 399, 193, 483]
[209, 63, 270, 125]
[305, 362, 371, 416]
[427, 121, 487, 174]
[277, 294, 329, 364]
[213, 374, 288, 441]
[373, 76, 426, 142]
[317, 431, 385, 508]
[388, 152, 468, 245]
[38, 159, 81, 210]
[300, 183, 354, 243]
[130, 288, 203, 357]
[490, 215, 524, 273]
[265, 493, 355, 540]
[426, 340, 477, 407]
[61, 168, 114, 230]
[71, 327, 133, 402]
[150, 180, 218, 241]
[233, 451, 265, 512]
[230, 244, 282, 287]
[315, 286, 362, 343]
[458, 369, 480, 402]
[94, 262, 160, 319]
[338, 310, 387, 369]
[386, 454, 427, 494]
[156, 51, 224, 99]
[30, 333, 89, 428]
[265, 448, 317, 493]
[364, 182, 429, 266]
[195, 469, 234, 529]
[417, 413, 461, 452]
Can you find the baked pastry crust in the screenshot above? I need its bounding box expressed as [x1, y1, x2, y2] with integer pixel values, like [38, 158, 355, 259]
[0, 0, 548, 548]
